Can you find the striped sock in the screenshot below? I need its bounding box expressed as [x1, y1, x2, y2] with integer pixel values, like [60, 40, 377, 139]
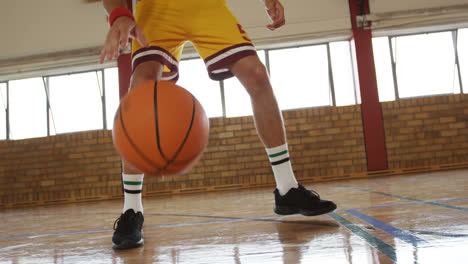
[266, 144, 298, 196]
[122, 173, 144, 213]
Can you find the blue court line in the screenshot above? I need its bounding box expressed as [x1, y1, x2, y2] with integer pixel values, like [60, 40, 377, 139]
[0, 215, 283, 240]
[1, 197, 465, 241]
[145, 213, 338, 227]
[328, 212, 397, 262]
[2, 198, 465, 219]
[340, 185, 468, 212]
[344, 209, 428, 247]
[408, 230, 468, 238]
[144, 215, 281, 229]
[0, 229, 113, 240]
[335, 197, 468, 211]
[146, 213, 247, 219]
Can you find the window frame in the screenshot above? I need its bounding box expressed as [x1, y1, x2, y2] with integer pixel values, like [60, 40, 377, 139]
[384, 29, 463, 100]
[43, 69, 108, 135]
[0, 82, 8, 140]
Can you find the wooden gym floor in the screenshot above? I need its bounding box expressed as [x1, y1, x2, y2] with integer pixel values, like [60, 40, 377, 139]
[0, 169, 467, 264]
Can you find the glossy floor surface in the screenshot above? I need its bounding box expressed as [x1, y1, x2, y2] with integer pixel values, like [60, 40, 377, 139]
[1, 170, 467, 264]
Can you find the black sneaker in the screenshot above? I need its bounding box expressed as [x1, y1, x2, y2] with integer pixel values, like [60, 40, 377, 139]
[112, 209, 144, 249]
[274, 184, 337, 216]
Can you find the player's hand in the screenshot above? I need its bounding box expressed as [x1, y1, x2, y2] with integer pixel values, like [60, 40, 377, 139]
[264, 0, 285, 30]
[100, 16, 150, 64]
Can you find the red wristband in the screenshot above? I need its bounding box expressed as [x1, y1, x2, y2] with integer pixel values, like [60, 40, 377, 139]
[108, 7, 134, 26]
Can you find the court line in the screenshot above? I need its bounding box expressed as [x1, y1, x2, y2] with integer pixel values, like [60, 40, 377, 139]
[144, 213, 339, 227]
[336, 197, 468, 211]
[408, 230, 468, 238]
[144, 215, 281, 229]
[339, 185, 468, 212]
[2, 198, 465, 218]
[328, 212, 397, 262]
[0, 229, 113, 240]
[1, 197, 465, 240]
[0, 215, 309, 240]
[344, 209, 428, 247]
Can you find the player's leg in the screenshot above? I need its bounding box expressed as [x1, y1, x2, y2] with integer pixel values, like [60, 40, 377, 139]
[192, 1, 336, 216]
[111, 0, 187, 249]
[228, 55, 337, 216]
[226, 55, 297, 192]
[112, 61, 164, 250]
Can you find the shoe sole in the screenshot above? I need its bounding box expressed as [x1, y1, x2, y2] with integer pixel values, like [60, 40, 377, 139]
[274, 203, 337, 216]
[112, 238, 144, 250]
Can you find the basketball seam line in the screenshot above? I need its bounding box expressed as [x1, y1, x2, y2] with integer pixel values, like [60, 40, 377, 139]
[154, 81, 169, 162]
[163, 95, 197, 170]
[119, 105, 162, 173]
[154, 82, 201, 173]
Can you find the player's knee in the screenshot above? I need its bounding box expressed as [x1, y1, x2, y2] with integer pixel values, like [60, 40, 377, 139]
[245, 63, 273, 99]
[250, 63, 269, 85]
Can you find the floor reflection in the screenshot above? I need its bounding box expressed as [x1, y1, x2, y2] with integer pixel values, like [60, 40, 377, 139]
[0, 170, 467, 263]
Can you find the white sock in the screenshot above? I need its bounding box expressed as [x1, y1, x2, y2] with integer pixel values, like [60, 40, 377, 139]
[122, 173, 144, 213]
[266, 144, 298, 196]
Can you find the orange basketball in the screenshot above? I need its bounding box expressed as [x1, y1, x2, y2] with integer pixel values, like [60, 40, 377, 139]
[112, 80, 210, 176]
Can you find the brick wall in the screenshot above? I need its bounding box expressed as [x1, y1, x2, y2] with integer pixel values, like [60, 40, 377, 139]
[1, 94, 466, 208]
[0, 131, 122, 208]
[0, 104, 366, 208]
[382, 94, 468, 169]
[142, 104, 367, 195]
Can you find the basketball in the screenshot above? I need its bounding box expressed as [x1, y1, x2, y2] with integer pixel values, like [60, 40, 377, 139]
[112, 80, 210, 176]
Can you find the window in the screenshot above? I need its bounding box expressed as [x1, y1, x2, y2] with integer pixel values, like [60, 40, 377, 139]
[104, 68, 120, 129]
[5, 28, 467, 140]
[223, 77, 252, 118]
[48, 71, 103, 134]
[458, 28, 468, 93]
[330, 41, 357, 106]
[269, 45, 331, 110]
[372, 37, 396, 102]
[178, 58, 223, 118]
[0, 82, 6, 140]
[393, 32, 456, 98]
[9, 78, 47, 139]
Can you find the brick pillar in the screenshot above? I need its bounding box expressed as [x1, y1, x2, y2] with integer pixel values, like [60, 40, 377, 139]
[117, 0, 134, 100]
[117, 54, 132, 100]
[348, 0, 388, 171]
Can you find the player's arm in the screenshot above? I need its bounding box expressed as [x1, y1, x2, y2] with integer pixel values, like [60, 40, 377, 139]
[262, 0, 285, 30]
[100, 0, 149, 63]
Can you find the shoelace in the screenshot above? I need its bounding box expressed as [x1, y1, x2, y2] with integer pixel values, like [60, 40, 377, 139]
[113, 213, 137, 232]
[302, 186, 321, 200]
[113, 216, 122, 231]
[309, 189, 320, 199]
